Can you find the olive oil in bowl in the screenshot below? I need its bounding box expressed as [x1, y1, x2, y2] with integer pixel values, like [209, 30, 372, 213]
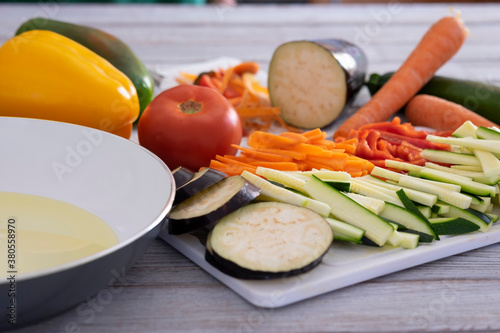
[0, 191, 118, 276]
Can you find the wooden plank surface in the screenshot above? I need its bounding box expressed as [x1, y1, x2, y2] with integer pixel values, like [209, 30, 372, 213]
[2, 3, 500, 332]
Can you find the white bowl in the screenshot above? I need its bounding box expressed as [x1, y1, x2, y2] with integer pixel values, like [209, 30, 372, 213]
[0, 117, 175, 329]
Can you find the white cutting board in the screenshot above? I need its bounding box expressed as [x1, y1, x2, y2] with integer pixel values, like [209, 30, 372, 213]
[159, 216, 500, 308]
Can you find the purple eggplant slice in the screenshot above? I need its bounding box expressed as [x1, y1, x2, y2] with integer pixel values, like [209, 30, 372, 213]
[173, 167, 226, 206]
[206, 202, 334, 279]
[168, 175, 260, 235]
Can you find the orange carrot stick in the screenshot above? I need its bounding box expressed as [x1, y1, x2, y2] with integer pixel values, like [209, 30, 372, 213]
[302, 128, 326, 141]
[305, 153, 348, 171]
[405, 94, 500, 131]
[310, 139, 336, 150]
[334, 15, 468, 139]
[279, 132, 309, 143]
[246, 161, 299, 171]
[248, 147, 307, 160]
[209, 160, 256, 176]
[232, 145, 294, 162]
[288, 143, 326, 156]
[247, 131, 300, 149]
[215, 155, 256, 169]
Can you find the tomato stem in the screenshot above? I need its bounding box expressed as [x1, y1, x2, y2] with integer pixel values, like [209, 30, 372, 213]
[179, 100, 202, 114]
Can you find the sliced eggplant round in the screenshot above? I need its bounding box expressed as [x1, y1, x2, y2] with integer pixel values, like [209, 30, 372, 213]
[173, 167, 226, 206]
[168, 175, 260, 235]
[171, 166, 195, 189]
[268, 39, 367, 129]
[207, 202, 334, 279]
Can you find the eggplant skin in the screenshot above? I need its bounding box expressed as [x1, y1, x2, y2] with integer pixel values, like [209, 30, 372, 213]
[205, 248, 327, 280]
[168, 176, 260, 235]
[171, 166, 195, 189]
[173, 167, 226, 206]
[313, 39, 368, 102]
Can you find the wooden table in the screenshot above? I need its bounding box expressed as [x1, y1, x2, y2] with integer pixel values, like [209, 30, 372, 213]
[2, 3, 500, 332]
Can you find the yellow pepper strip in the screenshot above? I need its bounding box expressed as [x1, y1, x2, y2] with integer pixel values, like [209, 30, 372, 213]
[0, 30, 139, 138]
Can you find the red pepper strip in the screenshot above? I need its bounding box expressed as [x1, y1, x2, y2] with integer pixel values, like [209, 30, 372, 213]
[355, 138, 374, 159]
[377, 130, 450, 150]
[352, 130, 393, 161]
[358, 117, 429, 139]
[366, 130, 395, 160]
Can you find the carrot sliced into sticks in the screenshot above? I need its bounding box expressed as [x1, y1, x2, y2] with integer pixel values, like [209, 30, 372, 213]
[246, 147, 307, 160]
[288, 143, 326, 156]
[246, 161, 299, 171]
[334, 15, 468, 138]
[332, 142, 356, 154]
[310, 139, 336, 150]
[405, 94, 500, 131]
[209, 160, 256, 177]
[302, 128, 328, 142]
[215, 155, 256, 169]
[232, 145, 293, 162]
[210, 129, 375, 177]
[305, 153, 348, 171]
[279, 132, 309, 143]
[247, 131, 300, 149]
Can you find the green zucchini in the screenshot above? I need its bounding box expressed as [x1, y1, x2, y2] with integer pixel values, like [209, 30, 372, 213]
[366, 72, 500, 125]
[303, 175, 394, 247]
[16, 17, 154, 117]
[428, 217, 480, 235]
[379, 202, 437, 243]
[476, 126, 500, 140]
[241, 170, 332, 217]
[440, 204, 493, 232]
[325, 217, 365, 244]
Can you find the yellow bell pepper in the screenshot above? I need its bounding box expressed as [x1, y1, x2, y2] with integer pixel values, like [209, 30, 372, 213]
[0, 30, 139, 138]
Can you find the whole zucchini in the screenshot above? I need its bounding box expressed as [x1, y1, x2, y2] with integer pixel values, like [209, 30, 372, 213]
[16, 17, 154, 118]
[268, 39, 367, 129]
[366, 72, 500, 125]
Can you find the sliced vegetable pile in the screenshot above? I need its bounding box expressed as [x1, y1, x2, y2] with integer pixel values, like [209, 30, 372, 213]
[176, 62, 300, 135]
[209, 128, 374, 177]
[166, 120, 500, 280]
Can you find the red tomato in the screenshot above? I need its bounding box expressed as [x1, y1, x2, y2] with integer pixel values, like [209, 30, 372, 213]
[138, 85, 242, 171]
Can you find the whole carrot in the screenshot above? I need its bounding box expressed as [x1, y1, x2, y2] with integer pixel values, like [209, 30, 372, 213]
[333, 15, 468, 139]
[405, 94, 499, 131]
